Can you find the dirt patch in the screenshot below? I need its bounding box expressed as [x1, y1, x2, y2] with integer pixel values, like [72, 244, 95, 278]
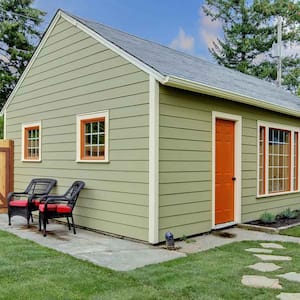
[212, 231, 237, 238]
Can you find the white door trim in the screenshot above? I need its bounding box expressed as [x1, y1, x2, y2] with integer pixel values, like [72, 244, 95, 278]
[212, 111, 242, 228]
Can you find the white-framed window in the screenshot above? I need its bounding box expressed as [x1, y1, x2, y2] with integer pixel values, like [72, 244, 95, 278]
[258, 121, 299, 196]
[76, 111, 109, 162]
[22, 121, 41, 162]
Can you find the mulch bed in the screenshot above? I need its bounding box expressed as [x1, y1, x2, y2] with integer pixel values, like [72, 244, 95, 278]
[247, 211, 300, 228]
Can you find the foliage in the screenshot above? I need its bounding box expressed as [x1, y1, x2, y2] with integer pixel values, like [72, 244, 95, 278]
[0, 115, 3, 139]
[0, 0, 45, 109]
[2, 230, 300, 299]
[279, 208, 299, 219]
[203, 0, 300, 94]
[260, 211, 276, 224]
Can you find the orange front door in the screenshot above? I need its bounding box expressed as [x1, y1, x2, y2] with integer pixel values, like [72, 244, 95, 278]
[215, 119, 235, 225]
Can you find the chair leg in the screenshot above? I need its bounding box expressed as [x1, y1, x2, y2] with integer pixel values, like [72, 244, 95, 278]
[43, 214, 47, 237]
[66, 217, 71, 230]
[71, 215, 76, 234]
[38, 213, 41, 231]
[8, 213, 11, 226]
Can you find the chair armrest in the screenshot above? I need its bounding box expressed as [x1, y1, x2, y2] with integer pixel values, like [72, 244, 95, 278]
[7, 192, 29, 202]
[44, 196, 69, 204]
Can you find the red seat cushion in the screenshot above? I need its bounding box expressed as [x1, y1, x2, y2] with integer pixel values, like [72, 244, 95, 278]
[39, 204, 57, 212]
[56, 204, 72, 213]
[9, 200, 28, 207]
[32, 199, 41, 207]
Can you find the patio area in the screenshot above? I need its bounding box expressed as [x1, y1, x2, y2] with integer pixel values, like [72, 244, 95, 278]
[1, 213, 300, 271]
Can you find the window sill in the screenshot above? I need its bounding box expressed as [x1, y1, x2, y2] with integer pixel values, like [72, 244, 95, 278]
[76, 159, 110, 163]
[257, 190, 300, 199]
[21, 159, 42, 163]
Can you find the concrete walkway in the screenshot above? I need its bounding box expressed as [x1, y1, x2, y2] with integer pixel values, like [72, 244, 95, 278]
[1, 213, 300, 271]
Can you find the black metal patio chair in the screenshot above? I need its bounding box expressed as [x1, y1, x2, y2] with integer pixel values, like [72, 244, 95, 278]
[8, 178, 57, 227]
[38, 181, 85, 236]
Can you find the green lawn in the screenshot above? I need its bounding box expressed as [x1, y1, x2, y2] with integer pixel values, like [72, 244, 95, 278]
[1, 230, 300, 300]
[280, 225, 300, 237]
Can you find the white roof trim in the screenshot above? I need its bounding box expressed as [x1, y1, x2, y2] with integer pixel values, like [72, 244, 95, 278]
[60, 11, 167, 84]
[1, 11, 62, 115]
[1, 9, 299, 119]
[1, 10, 166, 115]
[165, 75, 300, 118]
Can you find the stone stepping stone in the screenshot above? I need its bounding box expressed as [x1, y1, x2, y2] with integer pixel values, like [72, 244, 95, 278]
[245, 248, 273, 254]
[241, 275, 282, 289]
[254, 254, 292, 261]
[260, 243, 285, 249]
[277, 272, 300, 283]
[248, 262, 281, 272]
[276, 293, 300, 300]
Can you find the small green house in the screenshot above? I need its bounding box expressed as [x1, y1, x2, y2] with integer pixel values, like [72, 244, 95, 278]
[2, 10, 300, 244]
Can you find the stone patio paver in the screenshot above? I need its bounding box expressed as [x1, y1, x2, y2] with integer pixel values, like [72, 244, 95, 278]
[245, 248, 273, 254]
[277, 272, 300, 283]
[241, 275, 282, 289]
[260, 243, 285, 249]
[248, 262, 281, 272]
[276, 293, 300, 300]
[254, 254, 292, 261]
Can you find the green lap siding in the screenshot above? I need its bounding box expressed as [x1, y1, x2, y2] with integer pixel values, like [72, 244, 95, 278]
[159, 86, 300, 241]
[5, 17, 150, 242]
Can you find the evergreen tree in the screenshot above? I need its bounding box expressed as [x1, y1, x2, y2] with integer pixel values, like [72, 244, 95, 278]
[0, 115, 3, 138]
[203, 0, 300, 94]
[0, 0, 45, 108]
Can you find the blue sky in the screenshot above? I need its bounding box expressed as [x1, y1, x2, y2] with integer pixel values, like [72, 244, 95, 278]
[32, 0, 223, 61]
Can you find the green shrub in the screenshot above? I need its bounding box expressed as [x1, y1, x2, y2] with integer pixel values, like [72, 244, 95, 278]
[279, 208, 298, 219]
[260, 212, 276, 224]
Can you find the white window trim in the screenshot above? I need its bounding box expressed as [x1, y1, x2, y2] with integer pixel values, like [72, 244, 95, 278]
[76, 111, 109, 163]
[21, 121, 42, 162]
[257, 120, 300, 197]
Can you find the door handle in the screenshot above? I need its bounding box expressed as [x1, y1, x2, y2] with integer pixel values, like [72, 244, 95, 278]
[232, 177, 236, 181]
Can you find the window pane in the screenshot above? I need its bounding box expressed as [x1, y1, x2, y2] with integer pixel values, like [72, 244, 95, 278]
[25, 127, 40, 160]
[294, 132, 298, 190]
[259, 127, 265, 195]
[268, 128, 290, 193]
[81, 117, 106, 160]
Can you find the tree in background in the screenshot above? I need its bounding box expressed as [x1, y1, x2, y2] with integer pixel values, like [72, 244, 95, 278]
[0, 115, 3, 138]
[0, 0, 45, 109]
[203, 0, 300, 94]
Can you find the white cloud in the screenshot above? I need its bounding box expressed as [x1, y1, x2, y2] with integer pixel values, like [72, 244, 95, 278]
[198, 8, 222, 51]
[170, 28, 195, 52]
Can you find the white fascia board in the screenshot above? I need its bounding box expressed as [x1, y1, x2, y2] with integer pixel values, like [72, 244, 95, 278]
[60, 11, 166, 85]
[165, 75, 300, 118]
[0, 10, 63, 115]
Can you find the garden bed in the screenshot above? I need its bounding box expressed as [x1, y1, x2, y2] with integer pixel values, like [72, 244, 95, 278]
[239, 209, 300, 233]
[246, 213, 300, 228]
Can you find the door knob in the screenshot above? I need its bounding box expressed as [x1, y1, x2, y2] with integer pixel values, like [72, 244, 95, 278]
[232, 177, 236, 181]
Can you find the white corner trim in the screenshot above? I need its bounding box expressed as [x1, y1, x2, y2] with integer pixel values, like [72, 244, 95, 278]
[21, 121, 42, 162]
[76, 110, 109, 163]
[212, 111, 242, 229]
[60, 11, 166, 85]
[149, 76, 159, 244]
[1, 11, 63, 115]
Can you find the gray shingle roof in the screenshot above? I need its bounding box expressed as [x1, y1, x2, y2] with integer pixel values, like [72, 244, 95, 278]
[69, 12, 300, 114]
